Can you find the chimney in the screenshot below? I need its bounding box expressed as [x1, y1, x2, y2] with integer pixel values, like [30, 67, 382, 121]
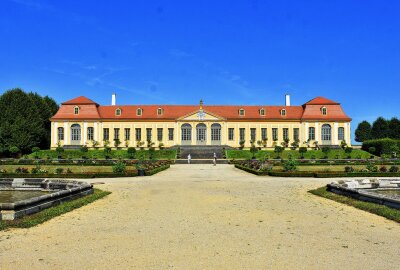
[111, 93, 116, 106]
[285, 94, 291, 106]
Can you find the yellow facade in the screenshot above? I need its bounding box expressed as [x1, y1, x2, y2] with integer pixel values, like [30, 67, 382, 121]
[51, 117, 351, 149]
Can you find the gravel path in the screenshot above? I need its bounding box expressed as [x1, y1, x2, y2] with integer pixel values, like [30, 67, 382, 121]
[0, 164, 399, 269]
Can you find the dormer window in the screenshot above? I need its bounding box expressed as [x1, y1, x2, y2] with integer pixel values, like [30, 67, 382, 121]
[321, 106, 327, 115]
[137, 108, 143, 116]
[281, 109, 286, 116]
[115, 108, 122, 116]
[157, 108, 163, 115]
[259, 108, 265, 116]
[239, 108, 245, 116]
[74, 106, 80, 115]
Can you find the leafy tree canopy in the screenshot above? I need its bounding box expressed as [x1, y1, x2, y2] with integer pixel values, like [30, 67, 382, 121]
[0, 88, 59, 155]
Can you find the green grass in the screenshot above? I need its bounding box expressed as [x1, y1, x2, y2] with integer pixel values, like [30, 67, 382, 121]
[0, 188, 111, 231]
[28, 149, 177, 160]
[309, 186, 400, 223]
[226, 149, 373, 160]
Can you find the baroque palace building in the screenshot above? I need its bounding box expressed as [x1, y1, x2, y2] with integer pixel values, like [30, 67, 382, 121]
[50, 94, 351, 149]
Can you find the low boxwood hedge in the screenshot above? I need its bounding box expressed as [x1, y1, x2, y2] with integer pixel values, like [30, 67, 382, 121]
[234, 164, 269, 175]
[234, 164, 400, 178]
[145, 164, 170, 176]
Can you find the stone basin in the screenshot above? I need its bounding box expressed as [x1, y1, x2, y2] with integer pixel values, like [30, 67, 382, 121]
[327, 179, 400, 210]
[0, 178, 93, 220]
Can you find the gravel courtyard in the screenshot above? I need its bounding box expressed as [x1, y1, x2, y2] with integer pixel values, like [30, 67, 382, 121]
[0, 164, 399, 269]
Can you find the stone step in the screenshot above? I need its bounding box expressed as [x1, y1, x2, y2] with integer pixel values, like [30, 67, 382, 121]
[175, 159, 229, 164]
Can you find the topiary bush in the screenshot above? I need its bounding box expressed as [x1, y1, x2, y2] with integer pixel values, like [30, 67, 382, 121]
[282, 160, 298, 172]
[112, 161, 126, 173]
[344, 166, 354, 173]
[389, 166, 399, 173]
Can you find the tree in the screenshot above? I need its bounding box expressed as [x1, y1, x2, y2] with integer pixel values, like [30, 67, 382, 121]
[0, 88, 59, 155]
[388, 117, 400, 140]
[355, 121, 372, 142]
[0, 89, 42, 153]
[371, 117, 390, 139]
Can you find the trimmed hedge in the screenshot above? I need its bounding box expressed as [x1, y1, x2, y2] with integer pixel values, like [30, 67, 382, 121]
[362, 138, 400, 156]
[0, 164, 171, 178]
[234, 164, 400, 178]
[226, 149, 373, 160]
[27, 149, 177, 160]
[145, 164, 170, 176]
[234, 164, 269, 175]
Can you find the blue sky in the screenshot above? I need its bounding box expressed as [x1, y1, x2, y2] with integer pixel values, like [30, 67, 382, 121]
[1, 0, 399, 142]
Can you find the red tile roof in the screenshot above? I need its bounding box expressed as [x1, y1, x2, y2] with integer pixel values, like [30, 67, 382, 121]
[62, 96, 98, 105]
[51, 96, 351, 121]
[304, 96, 339, 105]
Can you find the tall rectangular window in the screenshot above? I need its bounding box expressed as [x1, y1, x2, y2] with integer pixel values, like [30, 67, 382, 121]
[146, 128, 152, 141]
[168, 128, 174, 141]
[157, 128, 163, 141]
[125, 128, 130, 141]
[228, 128, 234, 141]
[283, 128, 289, 140]
[114, 128, 120, 140]
[293, 128, 299, 141]
[87, 127, 94, 141]
[261, 128, 267, 140]
[135, 128, 141, 141]
[57, 127, 64, 141]
[308, 127, 315, 140]
[250, 128, 256, 141]
[272, 128, 278, 141]
[239, 128, 245, 141]
[338, 127, 345, 141]
[103, 128, 109, 141]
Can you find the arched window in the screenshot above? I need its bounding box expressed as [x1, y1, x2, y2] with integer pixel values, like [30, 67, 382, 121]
[136, 108, 143, 116]
[196, 123, 207, 145]
[74, 106, 80, 115]
[321, 124, 332, 144]
[157, 108, 163, 115]
[239, 108, 245, 116]
[259, 108, 265, 116]
[321, 106, 327, 115]
[211, 123, 222, 144]
[181, 123, 192, 145]
[115, 108, 122, 116]
[70, 124, 81, 144]
[281, 109, 286, 116]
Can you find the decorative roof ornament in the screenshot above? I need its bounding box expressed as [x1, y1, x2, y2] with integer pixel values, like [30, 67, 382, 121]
[198, 99, 205, 120]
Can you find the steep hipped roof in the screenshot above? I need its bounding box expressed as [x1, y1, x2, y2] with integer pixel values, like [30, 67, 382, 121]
[62, 96, 98, 105]
[95, 105, 303, 120]
[51, 96, 351, 121]
[304, 96, 339, 105]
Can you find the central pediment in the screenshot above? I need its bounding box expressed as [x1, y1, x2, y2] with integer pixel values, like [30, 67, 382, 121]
[178, 110, 225, 121]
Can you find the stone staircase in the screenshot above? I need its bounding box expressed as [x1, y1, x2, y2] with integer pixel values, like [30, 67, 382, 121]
[173, 145, 232, 164]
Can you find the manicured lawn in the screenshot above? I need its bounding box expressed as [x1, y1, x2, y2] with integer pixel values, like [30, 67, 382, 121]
[0, 188, 111, 231]
[226, 149, 373, 160]
[28, 149, 177, 160]
[272, 164, 368, 172]
[309, 186, 400, 223]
